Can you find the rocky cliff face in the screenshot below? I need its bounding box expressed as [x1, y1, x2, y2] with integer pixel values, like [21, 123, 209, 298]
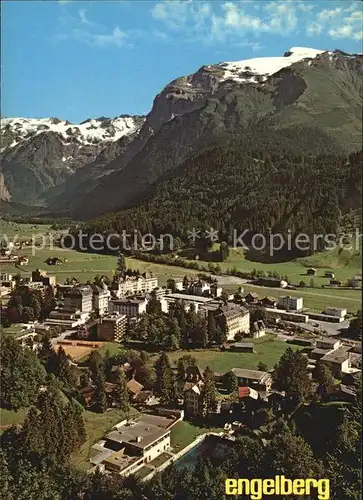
[0, 115, 145, 204]
[0, 172, 11, 202]
[69, 47, 362, 219]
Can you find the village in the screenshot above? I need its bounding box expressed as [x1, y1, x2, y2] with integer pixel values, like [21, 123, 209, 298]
[0, 243, 361, 481]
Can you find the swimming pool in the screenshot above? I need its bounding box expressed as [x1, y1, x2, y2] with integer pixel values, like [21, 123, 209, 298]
[175, 435, 231, 470]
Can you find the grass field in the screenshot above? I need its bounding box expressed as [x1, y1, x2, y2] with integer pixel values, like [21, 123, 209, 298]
[1, 221, 360, 311]
[158, 335, 303, 372]
[0, 408, 28, 429]
[71, 407, 139, 470]
[170, 421, 206, 453]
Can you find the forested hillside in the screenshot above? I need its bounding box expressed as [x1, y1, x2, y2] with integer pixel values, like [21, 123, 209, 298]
[85, 132, 362, 255]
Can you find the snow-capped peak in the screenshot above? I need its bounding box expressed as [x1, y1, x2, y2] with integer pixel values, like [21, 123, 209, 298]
[0, 115, 145, 152]
[217, 46, 327, 84]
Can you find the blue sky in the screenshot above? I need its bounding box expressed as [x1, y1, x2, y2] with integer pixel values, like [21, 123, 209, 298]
[2, 0, 362, 122]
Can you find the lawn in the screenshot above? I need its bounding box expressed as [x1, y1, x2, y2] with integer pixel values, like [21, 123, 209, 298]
[71, 407, 139, 470]
[164, 335, 303, 373]
[0, 408, 28, 429]
[240, 284, 361, 314]
[170, 421, 205, 453]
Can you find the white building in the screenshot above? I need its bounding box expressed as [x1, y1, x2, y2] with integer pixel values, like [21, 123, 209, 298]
[113, 273, 158, 298]
[189, 280, 211, 296]
[92, 284, 111, 316]
[90, 414, 174, 476]
[277, 296, 303, 311]
[109, 298, 148, 317]
[323, 307, 347, 319]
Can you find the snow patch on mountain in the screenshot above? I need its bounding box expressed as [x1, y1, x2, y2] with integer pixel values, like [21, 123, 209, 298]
[0, 115, 145, 152]
[217, 47, 327, 84]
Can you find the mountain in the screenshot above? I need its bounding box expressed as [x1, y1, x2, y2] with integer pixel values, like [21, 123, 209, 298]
[0, 115, 145, 204]
[66, 47, 362, 219]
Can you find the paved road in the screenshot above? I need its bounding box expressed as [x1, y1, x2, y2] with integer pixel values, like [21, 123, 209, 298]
[285, 319, 351, 336]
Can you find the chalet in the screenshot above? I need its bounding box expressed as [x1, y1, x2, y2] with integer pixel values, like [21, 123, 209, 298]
[306, 268, 316, 276]
[231, 368, 272, 392]
[182, 365, 205, 416]
[126, 378, 144, 400]
[251, 320, 266, 339]
[45, 257, 63, 266]
[245, 292, 260, 304]
[324, 272, 335, 279]
[260, 296, 277, 308]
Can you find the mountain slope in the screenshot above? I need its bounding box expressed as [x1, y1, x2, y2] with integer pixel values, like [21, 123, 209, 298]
[69, 48, 362, 219]
[85, 140, 362, 256]
[0, 115, 145, 204]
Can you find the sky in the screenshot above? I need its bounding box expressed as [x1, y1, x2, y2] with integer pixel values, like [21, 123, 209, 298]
[2, 0, 362, 122]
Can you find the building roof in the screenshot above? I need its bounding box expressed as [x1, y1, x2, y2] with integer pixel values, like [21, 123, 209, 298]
[164, 293, 213, 303]
[126, 379, 144, 395]
[321, 347, 351, 364]
[238, 386, 259, 400]
[231, 368, 270, 381]
[245, 292, 259, 299]
[106, 419, 170, 450]
[317, 337, 340, 346]
[231, 342, 255, 349]
[311, 348, 331, 356]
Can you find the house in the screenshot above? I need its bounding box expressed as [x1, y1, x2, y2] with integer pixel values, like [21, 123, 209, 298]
[231, 368, 272, 392]
[329, 279, 342, 287]
[108, 297, 148, 317]
[238, 386, 259, 400]
[316, 338, 341, 351]
[251, 320, 266, 339]
[214, 305, 250, 341]
[210, 282, 223, 298]
[182, 365, 205, 416]
[347, 276, 362, 289]
[326, 384, 357, 403]
[229, 342, 255, 353]
[306, 268, 316, 276]
[189, 280, 211, 296]
[245, 292, 260, 304]
[277, 296, 303, 311]
[324, 272, 335, 279]
[18, 256, 29, 266]
[90, 413, 175, 476]
[126, 378, 144, 400]
[323, 307, 347, 319]
[45, 257, 63, 266]
[253, 277, 287, 288]
[80, 382, 118, 406]
[260, 296, 277, 308]
[31, 269, 56, 287]
[97, 314, 127, 342]
[321, 347, 351, 376]
[163, 293, 212, 313]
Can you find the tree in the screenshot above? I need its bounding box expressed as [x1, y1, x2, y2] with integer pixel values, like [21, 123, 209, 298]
[0, 336, 46, 410]
[88, 350, 103, 379]
[146, 292, 162, 315]
[53, 346, 77, 389]
[116, 251, 126, 273]
[257, 361, 268, 372]
[347, 310, 362, 339]
[199, 366, 216, 416]
[154, 352, 175, 405]
[266, 428, 324, 478]
[113, 371, 129, 412]
[273, 348, 312, 402]
[312, 360, 334, 393]
[92, 371, 108, 413]
[224, 371, 238, 394]
[38, 333, 54, 367]
[166, 279, 177, 292]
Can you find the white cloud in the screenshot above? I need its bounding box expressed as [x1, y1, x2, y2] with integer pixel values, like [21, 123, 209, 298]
[306, 21, 323, 36]
[317, 8, 342, 23]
